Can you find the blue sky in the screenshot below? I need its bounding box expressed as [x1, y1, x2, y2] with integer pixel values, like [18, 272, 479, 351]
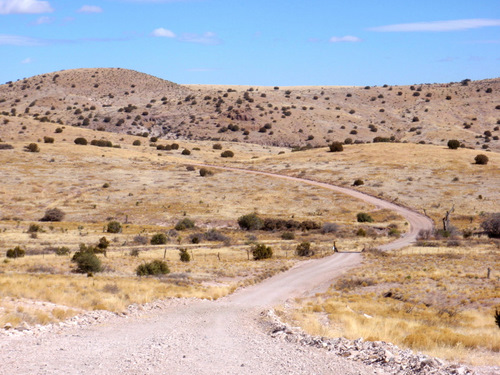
[0, 0, 499, 86]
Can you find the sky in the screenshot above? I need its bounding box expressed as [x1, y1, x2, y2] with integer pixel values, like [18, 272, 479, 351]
[0, 0, 499, 86]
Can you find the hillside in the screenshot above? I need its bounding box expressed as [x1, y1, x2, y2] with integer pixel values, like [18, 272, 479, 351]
[0, 68, 499, 150]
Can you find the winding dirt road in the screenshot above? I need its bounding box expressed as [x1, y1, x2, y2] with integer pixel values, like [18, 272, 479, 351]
[0, 167, 433, 375]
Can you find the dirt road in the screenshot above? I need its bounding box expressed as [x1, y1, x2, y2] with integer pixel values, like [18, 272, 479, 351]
[0, 168, 433, 375]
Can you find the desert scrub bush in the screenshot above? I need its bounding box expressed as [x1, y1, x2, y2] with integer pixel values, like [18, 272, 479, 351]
[356, 228, 367, 236]
[199, 168, 213, 177]
[474, 154, 489, 165]
[151, 233, 167, 245]
[71, 250, 102, 274]
[328, 142, 343, 152]
[54, 246, 70, 256]
[74, 137, 88, 145]
[353, 179, 364, 186]
[90, 139, 113, 147]
[136, 260, 170, 276]
[43, 136, 54, 144]
[132, 140, 141, 146]
[175, 218, 195, 231]
[447, 139, 460, 149]
[6, 246, 25, 258]
[238, 213, 263, 230]
[212, 143, 222, 150]
[357, 212, 374, 223]
[40, 207, 65, 222]
[252, 243, 273, 260]
[204, 229, 230, 244]
[25, 143, 40, 152]
[481, 213, 500, 238]
[281, 231, 295, 240]
[221, 150, 234, 158]
[106, 221, 122, 233]
[296, 242, 314, 257]
[322, 222, 339, 234]
[181, 148, 191, 155]
[179, 248, 190, 262]
[133, 235, 148, 245]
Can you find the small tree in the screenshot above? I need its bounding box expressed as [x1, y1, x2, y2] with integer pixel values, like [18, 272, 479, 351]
[481, 213, 500, 238]
[238, 213, 263, 230]
[252, 243, 273, 260]
[475, 154, 489, 165]
[296, 242, 314, 257]
[72, 250, 101, 274]
[179, 248, 191, 262]
[106, 221, 122, 233]
[329, 142, 343, 152]
[447, 140, 460, 149]
[151, 233, 167, 245]
[40, 208, 65, 222]
[357, 212, 374, 223]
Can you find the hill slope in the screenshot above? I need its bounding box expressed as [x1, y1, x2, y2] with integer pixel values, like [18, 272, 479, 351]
[0, 68, 499, 150]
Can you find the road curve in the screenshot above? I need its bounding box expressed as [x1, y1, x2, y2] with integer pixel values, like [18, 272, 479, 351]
[0, 164, 435, 375]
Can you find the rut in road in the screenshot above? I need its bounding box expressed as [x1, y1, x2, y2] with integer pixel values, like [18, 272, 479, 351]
[1, 167, 434, 375]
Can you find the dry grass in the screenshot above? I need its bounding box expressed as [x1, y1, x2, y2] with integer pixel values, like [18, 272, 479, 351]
[280, 241, 500, 366]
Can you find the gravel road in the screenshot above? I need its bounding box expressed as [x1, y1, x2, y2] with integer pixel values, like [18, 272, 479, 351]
[0, 168, 435, 375]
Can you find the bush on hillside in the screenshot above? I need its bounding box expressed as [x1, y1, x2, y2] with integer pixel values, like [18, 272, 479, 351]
[221, 150, 234, 158]
[136, 260, 170, 276]
[40, 208, 65, 222]
[25, 143, 40, 153]
[74, 137, 88, 145]
[481, 213, 500, 238]
[238, 213, 263, 230]
[474, 154, 489, 165]
[179, 248, 191, 262]
[71, 249, 102, 274]
[329, 142, 343, 152]
[6, 246, 25, 258]
[175, 218, 195, 231]
[447, 140, 461, 149]
[252, 243, 273, 260]
[106, 221, 122, 233]
[357, 212, 374, 223]
[151, 233, 167, 245]
[296, 242, 314, 257]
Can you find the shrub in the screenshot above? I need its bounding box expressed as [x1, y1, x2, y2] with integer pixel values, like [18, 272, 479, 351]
[54, 246, 70, 256]
[481, 213, 500, 238]
[43, 136, 54, 144]
[179, 249, 190, 262]
[296, 242, 314, 257]
[90, 139, 113, 147]
[221, 150, 234, 158]
[474, 154, 489, 165]
[357, 212, 374, 223]
[40, 208, 65, 222]
[6, 246, 25, 258]
[74, 137, 88, 145]
[175, 218, 195, 231]
[151, 233, 167, 245]
[204, 229, 230, 244]
[132, 140, 141, 146]
[238, 213, 263, 230]
[322, 223, 339, 234]
[25, 143, 40, 152]
[72, 251, 101, 274]
[252, 243, 273, 260]
[170, 143, 179, 150]
[97, 237, 109, 251]
[136, 260, 170, 276]
[106, 221, 122, 233]
[0, 143, 14, 150]
[133, 235, 148, 245]
[199, 168, 213, 177]
[281, 231, 295, 240]
[447, 139, 460, 149]
[353, 179, 364, 186]
[213, 143, 222, 150]
[28, 223, 42, 233]
[329, 142, 343, 152]
[356, 228, 366, 236]
[181, 148, 191, 155]
[55, 127, 63, 133]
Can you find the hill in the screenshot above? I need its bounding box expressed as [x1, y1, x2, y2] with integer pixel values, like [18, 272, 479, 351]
[0, 68, 499, 150]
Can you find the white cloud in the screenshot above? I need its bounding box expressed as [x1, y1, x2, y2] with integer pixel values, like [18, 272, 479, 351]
[0, 34, 44, 45]
[0, 0, 53, 14]
[178, 31, 221, 45]
[152, 27, 176, 38]
[329, 35, 362, 43]
[21, 57, 32, 64]
[78, 5, 103, 13]
[369, 19, 500, 32]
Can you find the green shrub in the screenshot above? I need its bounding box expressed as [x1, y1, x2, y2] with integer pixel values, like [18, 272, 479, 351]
[28, 223, 42, 233]
[151, 233, 167, 245]
[252, 243, 273, 260]
[6, 246, 25, 258]
[106, 221, 122, 233]
[171, 143, 179, 150]
[74, 137, 88, 145]
[54, 246, 70, 256]
[136, 260, 170, 276]
[179, 248, 191, 262]
[447, 139, 460, 149]
[213, 143, 222, 150]
[97, 237, 110, 251]
[356, 228, 366, 236]
[357, 212, 374, 223]
[71, 251, 101, 273]
[221, 150, 234, 158]
[175, 218, 195, 231]
[40, 207, 65, 222]
[90, 139, 113, 147]
[281, 231, 295, 240]
[296, 242, 314, 257]
[132, 140, 141, 146]
[238, 213, 263, 230]
[353, 179, 364, 186]
[43, 136, 54, 144]
[25, 143, 40, 152]
[474, 154, 489, 165]
[181, 148, 191, 155]
[329, 142, 343, 152]
[199, 168, 213, 177]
